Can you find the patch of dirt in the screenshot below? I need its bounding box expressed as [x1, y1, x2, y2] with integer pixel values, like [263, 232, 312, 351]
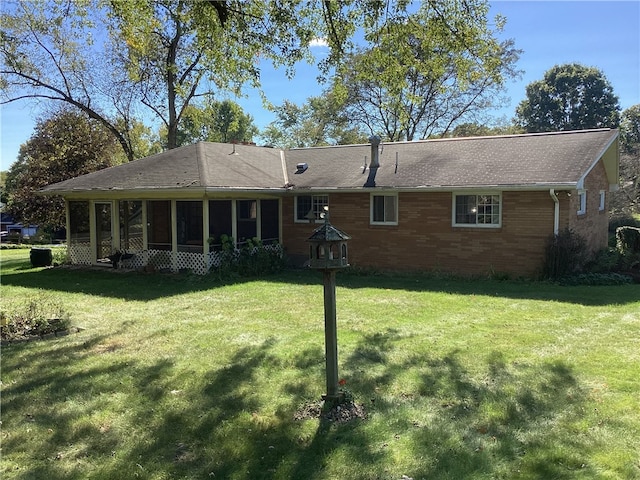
[294, 400, 367, 424]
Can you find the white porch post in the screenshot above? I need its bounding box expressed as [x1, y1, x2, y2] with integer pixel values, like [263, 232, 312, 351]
[171, 200, 178, 271]
[141, 200, 148, 250]
[203, 199, 210, 273]
[202, 199, 210, 254]
[231, 200, 238, 247]
[88, 200, 97, 264]
[64, 199, 71, 246]
[256, 200, 262, 242]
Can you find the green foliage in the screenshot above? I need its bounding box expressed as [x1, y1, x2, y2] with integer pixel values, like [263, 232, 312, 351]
[332, 2, 521, 141]
[210, 236, 285, 278]
[0, 296, 70, 341]
[4, 109, 122, 230]
[263, 93, 369, 148]
[515, 63, 620, 132]
[620, 104, 640, 154]
[1, 250, 639, 479]
[557, 272, 633, 286]
[542, 228, 588, 279]
[162, 100, 259, 147]
[0, 0, 143, 161]
[616, 226, 640, 255]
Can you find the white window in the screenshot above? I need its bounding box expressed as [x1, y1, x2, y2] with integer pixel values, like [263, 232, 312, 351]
[599, 190, 606, 211]
[453, 193, 501, 228]
[295, 195, 328, 222]
[577, 190, 587, 215]
[371, 194, 398, 225]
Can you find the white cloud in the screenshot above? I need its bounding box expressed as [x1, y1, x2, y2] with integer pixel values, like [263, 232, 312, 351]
[309, 37, 328, 48]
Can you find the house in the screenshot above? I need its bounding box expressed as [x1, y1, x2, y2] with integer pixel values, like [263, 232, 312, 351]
[40, 128, 619, 276]
[0, 212, 38, 242]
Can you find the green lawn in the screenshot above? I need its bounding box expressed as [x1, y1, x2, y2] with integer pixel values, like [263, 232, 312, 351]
[1, 248, 639, 480]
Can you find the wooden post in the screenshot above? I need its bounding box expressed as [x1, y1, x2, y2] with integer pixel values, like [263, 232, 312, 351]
[323, 269, 340, 401]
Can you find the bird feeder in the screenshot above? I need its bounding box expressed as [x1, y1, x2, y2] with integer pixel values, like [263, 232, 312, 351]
[308, 208, 351, 270]
[307, 208, 351, 402]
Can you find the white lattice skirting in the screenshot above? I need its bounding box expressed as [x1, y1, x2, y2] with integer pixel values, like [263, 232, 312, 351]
[69, 243, 92, 265]
[67, 244, 283, 275]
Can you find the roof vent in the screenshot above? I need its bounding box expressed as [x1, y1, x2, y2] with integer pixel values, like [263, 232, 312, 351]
[296, 162, 308, 174]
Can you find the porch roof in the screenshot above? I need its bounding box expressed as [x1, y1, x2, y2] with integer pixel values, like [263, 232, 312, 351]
[41, 128, 619, 195]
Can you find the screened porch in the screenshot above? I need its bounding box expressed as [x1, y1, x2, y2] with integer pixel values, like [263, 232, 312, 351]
[66, 198, 281, 274]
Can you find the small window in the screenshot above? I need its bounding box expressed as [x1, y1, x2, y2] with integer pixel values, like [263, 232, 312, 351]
[453, 193, 501, 227]
[295, 195, 328, 222]
[599, 190, 606, 211]
[371, 194, 398, 225]
[577, 190, 587, 215]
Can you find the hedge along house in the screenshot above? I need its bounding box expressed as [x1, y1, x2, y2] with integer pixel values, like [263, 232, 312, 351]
[41, 128, 619, 277]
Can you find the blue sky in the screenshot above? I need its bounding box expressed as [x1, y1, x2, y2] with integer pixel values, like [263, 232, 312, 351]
[1, 0, 639, 170]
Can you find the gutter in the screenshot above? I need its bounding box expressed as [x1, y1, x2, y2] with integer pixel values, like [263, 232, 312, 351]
[549, 189, 560, 236]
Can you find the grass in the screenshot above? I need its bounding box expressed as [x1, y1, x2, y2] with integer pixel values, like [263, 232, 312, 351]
[1, 248, 639, 479]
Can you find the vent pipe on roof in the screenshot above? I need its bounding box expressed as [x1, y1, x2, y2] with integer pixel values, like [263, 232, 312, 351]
[369, 135, 381, 168]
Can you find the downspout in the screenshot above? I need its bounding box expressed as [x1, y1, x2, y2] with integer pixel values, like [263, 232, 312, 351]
[549, 189, 559, 236]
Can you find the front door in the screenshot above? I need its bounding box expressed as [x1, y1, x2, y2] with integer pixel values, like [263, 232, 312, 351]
[95, 202, 112, 262]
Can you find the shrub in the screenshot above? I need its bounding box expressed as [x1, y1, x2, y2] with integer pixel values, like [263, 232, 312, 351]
[609, 214, 640, 232]
[558, 273, 633, 286]
[542, 228, 587, 279]
[616, 226, 640, 255]
[1, 297, 71, 341]
[210, 236, 285, 278]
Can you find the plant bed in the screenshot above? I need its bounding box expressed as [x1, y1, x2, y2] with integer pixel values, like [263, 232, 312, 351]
[0, 297, 74, 344]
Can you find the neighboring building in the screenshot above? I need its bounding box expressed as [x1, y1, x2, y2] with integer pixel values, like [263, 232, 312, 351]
[0, 212, 38, 241]
[41, 128, 619, 276]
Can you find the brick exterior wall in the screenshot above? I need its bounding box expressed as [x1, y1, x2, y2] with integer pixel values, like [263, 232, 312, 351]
[565, 161, 610, 253]
[281, 160, 611, 277]
[283, 190, 556, 277]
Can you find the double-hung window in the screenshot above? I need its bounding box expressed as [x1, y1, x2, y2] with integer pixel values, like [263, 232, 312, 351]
[371, 194, 398, 225]
[453, 193, 501, 227]
[295, 194, 328, 222]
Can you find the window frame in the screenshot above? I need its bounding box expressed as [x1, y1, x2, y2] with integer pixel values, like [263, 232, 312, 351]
[452, 192, 502, 228]
[577, 190, 587, 215]
[598, 190, 606, 212]
[294, 194, 329, 223]
[370, 193, 398, 225]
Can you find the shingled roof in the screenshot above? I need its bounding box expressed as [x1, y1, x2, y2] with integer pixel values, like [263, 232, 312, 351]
[41, 128, 618, 195]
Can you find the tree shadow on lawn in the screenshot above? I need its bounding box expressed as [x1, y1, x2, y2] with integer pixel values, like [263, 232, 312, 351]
[339, 330, 613, 479]
[1, 330, 621, 479]
[3, 265, 639, 306]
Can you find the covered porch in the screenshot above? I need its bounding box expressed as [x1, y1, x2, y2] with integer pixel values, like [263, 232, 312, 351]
[65, 196, 282, 274]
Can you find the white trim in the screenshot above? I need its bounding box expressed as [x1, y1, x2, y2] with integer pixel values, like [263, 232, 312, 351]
[550, 189, 560, 235]
[370, 192, 398, 225]
[452, 192, 502, 228]
[294, 194, 329, 223]
[599, 190, 606, 211]
[577, 190, 587, 215]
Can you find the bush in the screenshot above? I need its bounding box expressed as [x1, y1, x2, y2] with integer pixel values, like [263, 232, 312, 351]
[558, 273, 633, 286]
[616, 226, 640, 255]
[1, 297, 71, 341]
[210, 236, 286, 278]
[542, 228, 587, 279]
[609, 214, 640, 232]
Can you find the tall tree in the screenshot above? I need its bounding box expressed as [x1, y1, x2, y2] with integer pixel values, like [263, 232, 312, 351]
[620, 104, 640, 154]
[262, 92, 368, 148]
[515, 63, 620, 133]
[0, 0, 146, 161]
[165, 99, 258, 146]
[612, 104, 640, 214]
[4, 109, 123, 231]
[331, 1, 521, 141]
